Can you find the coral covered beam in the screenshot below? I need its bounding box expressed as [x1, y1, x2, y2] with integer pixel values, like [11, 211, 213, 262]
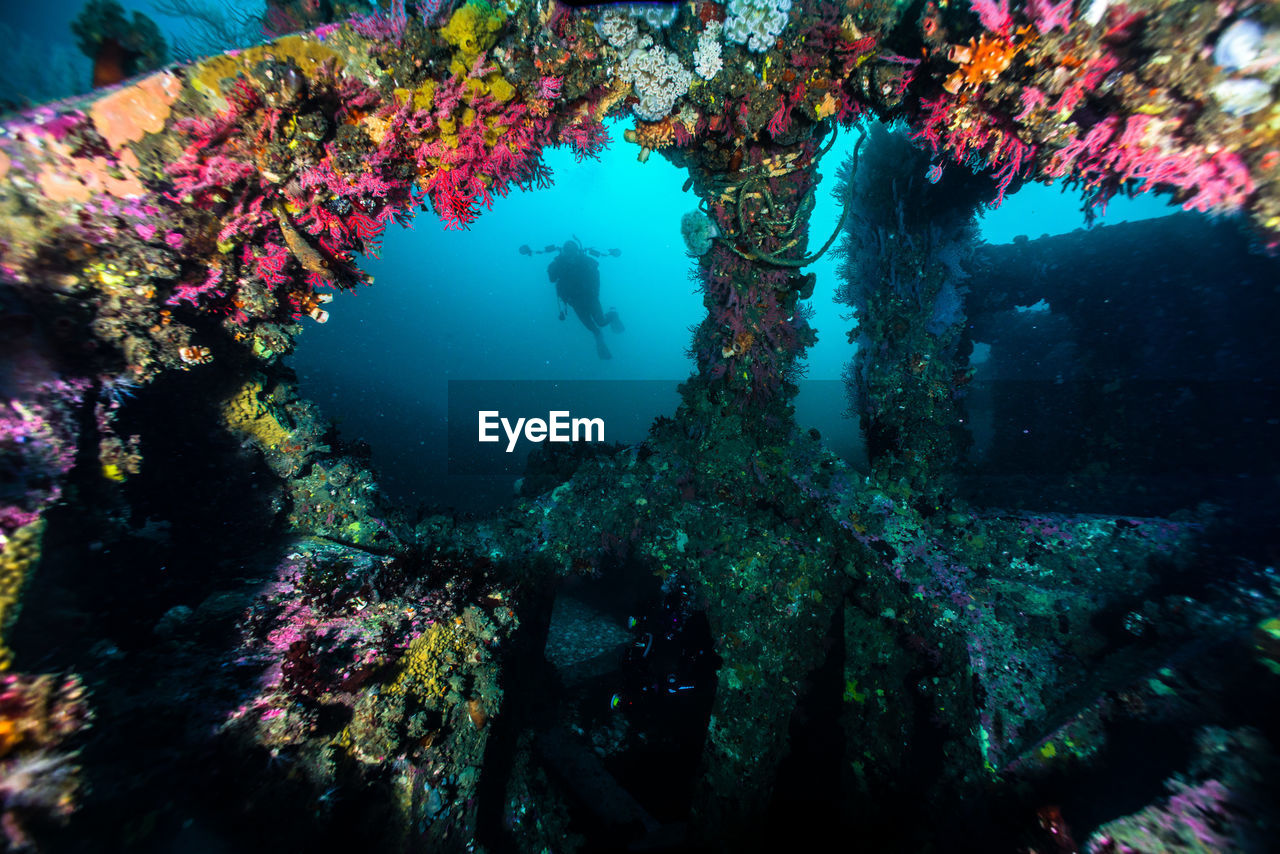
[1, 0, 1276, 394]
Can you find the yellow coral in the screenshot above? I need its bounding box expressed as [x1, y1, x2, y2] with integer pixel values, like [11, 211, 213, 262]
[441, 1, 506, 71]
[191, 36, 342, 112]
[413, 80, 437, 112]
[392, 621, 469, 706]
[0, 519, 44, 671]
[462, 73, 516, 105]
[222, 378, 291, 450]
[486, 74, 515, 104]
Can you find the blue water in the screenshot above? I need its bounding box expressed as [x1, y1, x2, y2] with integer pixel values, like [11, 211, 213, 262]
[286, 119, 1179, 508]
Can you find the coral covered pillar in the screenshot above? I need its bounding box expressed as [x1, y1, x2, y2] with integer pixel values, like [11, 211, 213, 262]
[677, 133, 832, 427]
[836, 125, 987, 508]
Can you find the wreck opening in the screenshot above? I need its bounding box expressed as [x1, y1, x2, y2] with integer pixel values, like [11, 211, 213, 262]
[291, 119, 702, 512]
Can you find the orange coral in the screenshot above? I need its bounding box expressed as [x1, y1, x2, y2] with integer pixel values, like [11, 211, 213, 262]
[722, 330, 755, 358]
[0, 717, 19, 758]
[178, 345, 212, 365]
[629, 118, 677, 151]
[35, 168, 92, 205]
[624, 118, 684, 163]
[36, 146, 147, 205]
[943, 30, 1031, 94]
[467, 697, 488, 730]
[815, 92, 839, 120]
[0, 673, 91, 759]
[88, 70, 182, 150]
[293, 291, 333, 323]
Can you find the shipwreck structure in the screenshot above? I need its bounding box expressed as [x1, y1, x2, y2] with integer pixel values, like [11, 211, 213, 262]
[0, 0, 1278, 850]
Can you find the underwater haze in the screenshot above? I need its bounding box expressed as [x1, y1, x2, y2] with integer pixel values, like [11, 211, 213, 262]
[290, 120, 1174, 511]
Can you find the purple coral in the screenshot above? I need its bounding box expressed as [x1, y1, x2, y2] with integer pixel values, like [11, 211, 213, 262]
[970, 0, 1012, 33]
[1027, 0, 1074, 34]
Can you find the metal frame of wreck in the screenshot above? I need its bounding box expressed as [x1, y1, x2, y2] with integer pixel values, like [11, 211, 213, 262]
[0, 0, 1277, 848]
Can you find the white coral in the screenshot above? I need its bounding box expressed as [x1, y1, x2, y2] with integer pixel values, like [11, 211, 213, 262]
[724, 0, 792, 53]
[694, 22, 724, 80]
[619, 1, 680, 29]
[598, 3, 700, 121]
[622, 44, 693, 121]
[596, 9, 641, 50]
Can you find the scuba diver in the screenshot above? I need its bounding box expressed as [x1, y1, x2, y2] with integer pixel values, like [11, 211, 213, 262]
[520, 238, 625, 359]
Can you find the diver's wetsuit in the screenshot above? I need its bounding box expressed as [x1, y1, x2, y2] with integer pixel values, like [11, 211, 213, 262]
[548, 248, 623, 359]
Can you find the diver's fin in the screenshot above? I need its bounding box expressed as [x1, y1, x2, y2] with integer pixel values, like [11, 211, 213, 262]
[606, 311, 625, 334]
[597, 339, 612, 360]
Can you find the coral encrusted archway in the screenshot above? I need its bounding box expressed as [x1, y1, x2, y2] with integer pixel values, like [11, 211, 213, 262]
[1, 0, 1278, 850]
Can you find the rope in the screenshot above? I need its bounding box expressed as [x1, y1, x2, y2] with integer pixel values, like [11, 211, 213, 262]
[724, 125, 864, 270]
